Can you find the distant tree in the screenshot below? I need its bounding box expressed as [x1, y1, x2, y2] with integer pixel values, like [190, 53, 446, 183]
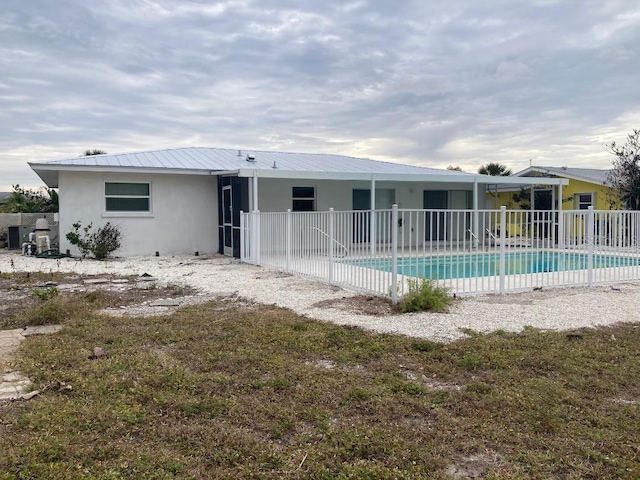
[478, 162, 512, 176]
[447, 165, 463, 172]
[83, 149, 107, 156]
[0, 184, 58, 213]
[606, 129, 640, 210]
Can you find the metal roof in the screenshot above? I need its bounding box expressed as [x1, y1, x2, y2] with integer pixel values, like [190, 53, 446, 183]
[32, 147, 466, 175]
[29, 147, 567, 188]
[513, 166, 610, 186]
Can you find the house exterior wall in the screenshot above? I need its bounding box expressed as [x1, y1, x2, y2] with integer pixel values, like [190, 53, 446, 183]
[255, 178, 482, 250]
[255, 178, 481, 212]
[58, 171, 218, 256]
[487, 178, 618, 211]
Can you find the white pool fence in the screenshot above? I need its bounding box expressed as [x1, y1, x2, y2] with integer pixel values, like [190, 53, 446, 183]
[240, 206, 640, 300]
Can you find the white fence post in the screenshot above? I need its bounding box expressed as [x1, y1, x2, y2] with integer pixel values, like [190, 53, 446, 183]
[239, 210, 245, 261]
[286, 209, 291, 273]
[328, 208, 334, 285]
[557, 208, 564, 250]
[391, 204, 398, 304]
[499, 206, 506, 295]
[587, 206, 594, 286]
[254, 210, 261, 266]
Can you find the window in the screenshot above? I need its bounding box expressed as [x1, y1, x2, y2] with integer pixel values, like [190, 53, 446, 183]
[105, 182, 150, 212]
[576, 193, 594, 210]
[292, 186, 315, 211]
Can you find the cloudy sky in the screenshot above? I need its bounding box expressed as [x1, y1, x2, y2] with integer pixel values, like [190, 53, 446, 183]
[1, 0, 639, 190]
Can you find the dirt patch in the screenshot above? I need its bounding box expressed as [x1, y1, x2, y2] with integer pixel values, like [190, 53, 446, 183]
[445, 452, 504, 479]
[0, 272, 196, 328]
[311, 295, 398, 316]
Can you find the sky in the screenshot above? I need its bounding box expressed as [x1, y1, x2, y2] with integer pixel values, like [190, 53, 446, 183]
[1, 0, 640, 191]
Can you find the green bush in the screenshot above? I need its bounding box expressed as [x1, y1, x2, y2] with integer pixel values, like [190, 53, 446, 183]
[398, 277, 453, 313]
[66, 221, 122, 260]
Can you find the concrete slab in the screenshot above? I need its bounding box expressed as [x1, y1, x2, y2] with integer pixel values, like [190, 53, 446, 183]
[22, 325, 63, 336]
[83, 278, 110, 285]
[0, 370, 30, 400]
[0, 325, 61, 402]
[149, 299, 182, 307]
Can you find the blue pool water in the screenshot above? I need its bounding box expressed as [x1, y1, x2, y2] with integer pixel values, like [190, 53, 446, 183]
[347, 251, 640, 280]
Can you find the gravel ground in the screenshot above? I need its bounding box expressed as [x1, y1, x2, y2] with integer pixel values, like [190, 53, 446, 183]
[2, 252, 639, 343]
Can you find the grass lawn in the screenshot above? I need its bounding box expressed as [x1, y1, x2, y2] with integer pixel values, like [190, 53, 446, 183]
[0, 283, 639, 478]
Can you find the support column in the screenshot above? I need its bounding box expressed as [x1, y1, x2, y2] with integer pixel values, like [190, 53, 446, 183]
[472, 178, 479, 250]
[557, 183, 564, 249]
[252, 171, 259, 211]
[370, 177, 376, 256]
[530, 186, 535, 242]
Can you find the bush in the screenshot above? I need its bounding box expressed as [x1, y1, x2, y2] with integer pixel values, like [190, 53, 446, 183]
[66, 221, 122, 260]
[398, 277, 453, 313]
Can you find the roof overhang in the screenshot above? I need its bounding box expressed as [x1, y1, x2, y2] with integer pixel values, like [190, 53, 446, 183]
[29, 162, 570, 189]
[237, 168, 569, 186]
[509, 166, 608, 186]
[28, 163, 213, 188]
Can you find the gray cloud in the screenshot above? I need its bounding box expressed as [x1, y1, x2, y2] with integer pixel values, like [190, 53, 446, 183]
[1, 0, 639, 189]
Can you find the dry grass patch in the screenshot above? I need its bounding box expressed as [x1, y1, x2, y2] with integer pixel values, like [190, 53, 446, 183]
[0, 296, 639, 478]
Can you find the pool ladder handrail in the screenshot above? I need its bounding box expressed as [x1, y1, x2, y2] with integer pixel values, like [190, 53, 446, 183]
[303, 227, 349, 257]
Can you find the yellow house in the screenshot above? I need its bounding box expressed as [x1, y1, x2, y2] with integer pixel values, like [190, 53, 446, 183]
[486, 166, 619, 211]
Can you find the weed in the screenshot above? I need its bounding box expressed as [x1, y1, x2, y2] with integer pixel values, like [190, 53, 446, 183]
[32, 286, 59, 301]
[398, 277, 454, 313]
[411, 340, 440, 352]
[466, 382, 492, 394]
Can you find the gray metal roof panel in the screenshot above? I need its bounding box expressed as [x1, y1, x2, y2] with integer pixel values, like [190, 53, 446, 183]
[514, 166, 610, 185]
[31, 147, 467, 176]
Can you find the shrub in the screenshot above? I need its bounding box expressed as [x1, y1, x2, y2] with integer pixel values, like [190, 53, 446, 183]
[66, 221, 122, 260]
[398, 277, 453, 313]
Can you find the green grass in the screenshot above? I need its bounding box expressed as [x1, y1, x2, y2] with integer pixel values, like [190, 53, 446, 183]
[0, 292, 639, 478]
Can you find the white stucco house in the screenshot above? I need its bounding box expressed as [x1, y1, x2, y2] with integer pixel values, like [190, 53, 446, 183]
[29, 147, 566, 257]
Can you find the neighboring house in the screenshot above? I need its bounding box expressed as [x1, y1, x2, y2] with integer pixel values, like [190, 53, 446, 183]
[486, 166, 616, 211]
[29, 147, 566, 257]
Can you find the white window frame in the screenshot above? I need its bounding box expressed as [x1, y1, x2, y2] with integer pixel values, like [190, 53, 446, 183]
[575, 192, 594, 210]
[103, 182, 153, 217]
[292, 186, 316, 212]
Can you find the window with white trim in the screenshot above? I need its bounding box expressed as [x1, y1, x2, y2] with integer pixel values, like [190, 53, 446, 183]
[576, 193, 594, 210]
[292, 186, 315, 212]
[105, 182, 150, 212]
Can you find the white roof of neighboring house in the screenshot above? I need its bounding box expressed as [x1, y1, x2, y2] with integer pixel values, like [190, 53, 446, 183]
[513, 166, 610, 186]
[29, 147, 568, 188]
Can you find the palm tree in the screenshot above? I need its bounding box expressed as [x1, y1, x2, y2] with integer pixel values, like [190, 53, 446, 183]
[478, 162, 512, 176]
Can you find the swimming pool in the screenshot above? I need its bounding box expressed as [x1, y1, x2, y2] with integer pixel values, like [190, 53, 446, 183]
[347, 251, 640, 280]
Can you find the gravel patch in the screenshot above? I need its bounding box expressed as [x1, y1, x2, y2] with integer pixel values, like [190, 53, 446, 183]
[2, 252, 639, 343]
